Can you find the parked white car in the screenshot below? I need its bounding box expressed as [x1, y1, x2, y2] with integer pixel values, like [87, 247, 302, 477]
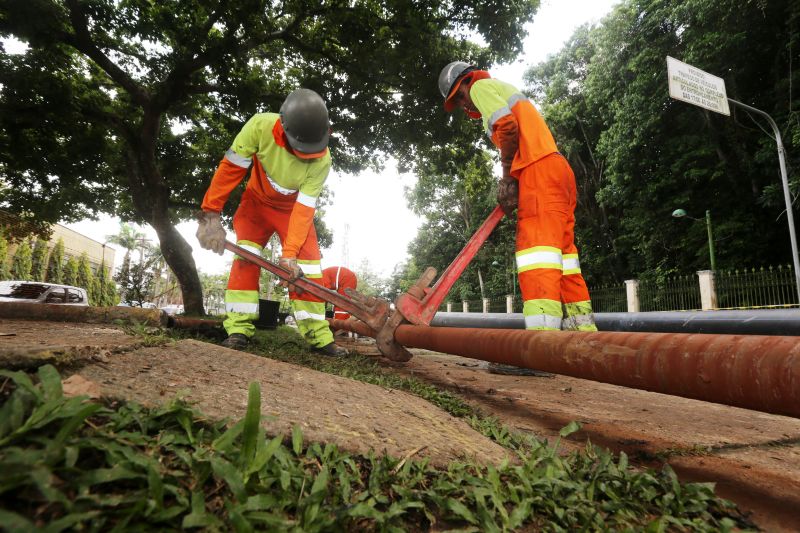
[0, 281, 89, 306]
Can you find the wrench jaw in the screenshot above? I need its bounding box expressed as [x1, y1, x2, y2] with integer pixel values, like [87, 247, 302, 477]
[375, 308, 413, 362]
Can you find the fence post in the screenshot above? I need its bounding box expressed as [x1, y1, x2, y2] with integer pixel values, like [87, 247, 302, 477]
[482, 298, 489, 313]
[625, 279, 640, 313]
[446, 301, 452, 313]
[697, 270, 718, 310]
[462, 300, 469, 313]
[506, 295, 513, 313]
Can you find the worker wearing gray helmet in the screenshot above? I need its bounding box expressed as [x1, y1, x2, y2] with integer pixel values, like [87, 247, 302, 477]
[196, 88, 347, 356]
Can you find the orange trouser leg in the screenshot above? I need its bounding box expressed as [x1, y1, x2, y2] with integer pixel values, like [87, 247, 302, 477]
[225, 190, 333, 346]
[224, 192, 275, 337]
[515, 154, 596, 331]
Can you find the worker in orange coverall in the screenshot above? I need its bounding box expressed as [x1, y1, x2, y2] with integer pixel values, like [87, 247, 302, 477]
[321, 266, 358, 321]
[196, 88, 347, 357]
[438, 62, 597, 374]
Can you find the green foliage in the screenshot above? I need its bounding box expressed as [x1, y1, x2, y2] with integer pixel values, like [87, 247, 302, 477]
[104, 278, 120, 306]
[10, 238, 32, 280]
[29, 237, 47, 282]
[0, 228, 9, 280]
[351, 259, 387, 298]
[0, 365, 752, 531]
[524, 0, 800, 284]
[114, 252, 157, 306]
[45, 237, 63, 284]
[403, 147, 518, 302]
[62, 256, 78, 287]
[76, 252, 93, 291]
[0, 0, 541, 315]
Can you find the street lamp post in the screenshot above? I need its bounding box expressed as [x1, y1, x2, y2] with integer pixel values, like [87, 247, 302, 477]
[672, 208, 717, 271]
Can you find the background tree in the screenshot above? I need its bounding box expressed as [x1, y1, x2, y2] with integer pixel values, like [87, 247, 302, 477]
[62, 256, 78, 287]
[103, 278, 120, 306]
[76, 252, 93, 291]
[45, 238, 64, 283]
[351, 259, 388, 298]
[30, 237, 48, 281]
[525, 0, 800, 283]
[1, 0, 540, 314]
[0, 229, 9, 280]
[10, 238, 32, 280]
[114, 252, 157, 307]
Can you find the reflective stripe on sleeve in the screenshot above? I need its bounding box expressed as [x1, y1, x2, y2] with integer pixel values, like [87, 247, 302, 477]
[225, 149, 252, 169]
[297, 192, 317, 208]
[487, 105, 512, 135]
[507, 93, 529, 108]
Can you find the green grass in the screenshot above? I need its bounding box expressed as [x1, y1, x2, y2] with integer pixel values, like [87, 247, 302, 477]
[0, 365, 754, 531]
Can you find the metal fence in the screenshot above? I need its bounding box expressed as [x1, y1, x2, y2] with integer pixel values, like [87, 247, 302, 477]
[589, 284, 627, 313]
[638, 275, 702, 312]
[433, 266, 799, 313]
[716, 265, 799, 309]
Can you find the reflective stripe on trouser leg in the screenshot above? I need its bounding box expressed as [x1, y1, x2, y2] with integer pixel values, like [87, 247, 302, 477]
[290, 258, 332, 347]
[522, 299, 563, 330]
[224, 289, 259, 337]
[562, 300, 597, 331]
[560, 251, 597, 331]
[516, 245, 563, 331]
[223, 237, 266, 338]
[292, 299, 333, 347]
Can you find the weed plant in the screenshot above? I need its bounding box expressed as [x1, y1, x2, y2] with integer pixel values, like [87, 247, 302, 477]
[0, 365, 754, 531]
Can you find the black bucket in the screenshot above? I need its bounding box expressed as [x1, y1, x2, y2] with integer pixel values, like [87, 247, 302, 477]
[255, 299, 280, 329]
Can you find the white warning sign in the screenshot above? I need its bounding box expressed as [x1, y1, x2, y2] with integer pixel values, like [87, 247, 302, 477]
[667, 56, 730, 116]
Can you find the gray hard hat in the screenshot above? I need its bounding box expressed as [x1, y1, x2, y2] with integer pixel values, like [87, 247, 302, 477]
[280, 88, 330, 155]
[438, 61, 475, 100]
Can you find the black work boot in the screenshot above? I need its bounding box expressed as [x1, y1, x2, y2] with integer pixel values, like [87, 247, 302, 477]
[487, 362, 554, 377]
[313, 342, 348, 357]
[221, 333, 249, 350]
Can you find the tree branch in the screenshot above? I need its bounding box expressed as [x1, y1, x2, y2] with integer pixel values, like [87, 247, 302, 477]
[64, 0, 150, 106]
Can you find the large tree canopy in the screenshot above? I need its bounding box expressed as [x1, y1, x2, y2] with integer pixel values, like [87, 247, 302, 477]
[526, 0, 800, 284]
[0, 0, 539, 313]
[399, 0, 799, 306]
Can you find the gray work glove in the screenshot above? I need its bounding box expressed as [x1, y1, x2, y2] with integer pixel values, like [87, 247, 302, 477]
[497, 177, 519, 216]
[278, 257, 305, 293]
[196, 210, 226, 255]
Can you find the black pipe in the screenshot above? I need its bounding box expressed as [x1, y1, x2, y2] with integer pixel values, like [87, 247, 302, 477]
[430, 309, 800, 336]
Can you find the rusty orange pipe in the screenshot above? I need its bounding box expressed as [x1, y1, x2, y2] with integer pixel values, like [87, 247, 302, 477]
[388, 325, 800, 418]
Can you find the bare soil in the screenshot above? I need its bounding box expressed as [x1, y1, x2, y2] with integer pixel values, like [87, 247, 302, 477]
[0, 319, 509, 467]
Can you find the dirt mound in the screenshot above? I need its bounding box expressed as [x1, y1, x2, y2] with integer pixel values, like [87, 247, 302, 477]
[0, 320, 509, 467]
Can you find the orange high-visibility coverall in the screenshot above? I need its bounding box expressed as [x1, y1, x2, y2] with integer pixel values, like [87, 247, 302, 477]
[465, 75, 597, 331]
[201, 113, 334, 347]
[321, 266, 358, 320]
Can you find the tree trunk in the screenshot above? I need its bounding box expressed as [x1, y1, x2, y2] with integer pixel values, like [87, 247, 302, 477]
[151, 220, 204, 315]
[477, 267, 485, 301]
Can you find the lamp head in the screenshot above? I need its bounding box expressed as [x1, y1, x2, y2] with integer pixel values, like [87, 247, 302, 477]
[672, 208, 687, 218]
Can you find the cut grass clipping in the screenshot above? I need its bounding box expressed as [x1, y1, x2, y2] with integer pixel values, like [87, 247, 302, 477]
[0, 365, 754, 531]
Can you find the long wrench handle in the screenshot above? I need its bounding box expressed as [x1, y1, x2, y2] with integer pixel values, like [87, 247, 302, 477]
[223, 241, 369, 321]
[422, 205, 505, 310]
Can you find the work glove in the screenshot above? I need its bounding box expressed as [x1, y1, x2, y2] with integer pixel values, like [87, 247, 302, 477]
[497, 177, 519, 217]
[196, 210, 226, 255]
[278, 257, 305, 293]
